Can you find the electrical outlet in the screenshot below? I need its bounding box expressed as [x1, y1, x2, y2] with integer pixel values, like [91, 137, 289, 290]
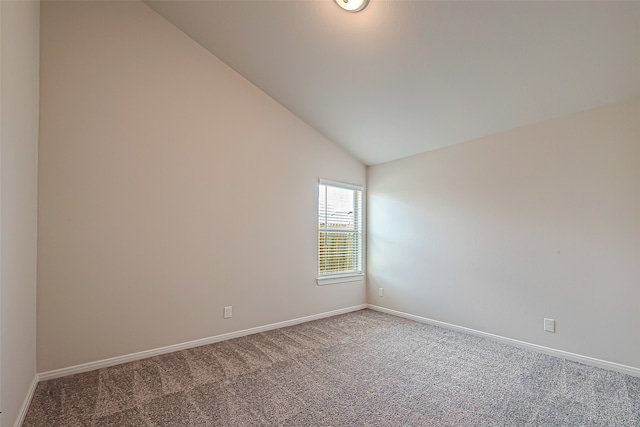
[224, 306, 232, 319]
[544, 318, 555, 333]
[378, 288, 384, 297]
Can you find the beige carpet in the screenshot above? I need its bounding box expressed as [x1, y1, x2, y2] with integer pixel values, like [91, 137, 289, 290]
[24, 309, 640, 426]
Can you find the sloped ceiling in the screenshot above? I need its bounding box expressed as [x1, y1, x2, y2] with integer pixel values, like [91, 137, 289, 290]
[145, 0, 640, 165]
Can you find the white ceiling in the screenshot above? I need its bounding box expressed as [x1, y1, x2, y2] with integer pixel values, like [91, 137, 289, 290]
[145, 0, 640, 165]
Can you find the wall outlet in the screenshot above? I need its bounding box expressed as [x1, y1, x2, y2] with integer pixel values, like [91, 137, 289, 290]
[224, 306, 232, 319]
[544, 318, 555, 333]
[378, 288, 384, 297]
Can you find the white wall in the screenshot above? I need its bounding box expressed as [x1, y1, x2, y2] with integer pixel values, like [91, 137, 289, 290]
[0, 1, 40, 425]
[368, 97, 640, 369]
[38, 1, 365, 373]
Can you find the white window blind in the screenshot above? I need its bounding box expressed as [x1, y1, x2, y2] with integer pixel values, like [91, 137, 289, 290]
[318, 180, 363, 276]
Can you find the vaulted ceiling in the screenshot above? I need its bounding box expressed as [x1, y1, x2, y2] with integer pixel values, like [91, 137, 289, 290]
[145, 1, 640, 165]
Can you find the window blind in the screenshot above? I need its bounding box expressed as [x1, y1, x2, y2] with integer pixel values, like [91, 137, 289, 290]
[318, 180, 363, 276]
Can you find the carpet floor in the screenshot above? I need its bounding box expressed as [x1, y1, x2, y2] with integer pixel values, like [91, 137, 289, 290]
[24, 309, 640, 426]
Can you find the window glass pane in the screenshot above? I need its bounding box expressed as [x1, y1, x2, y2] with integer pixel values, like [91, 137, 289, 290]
[325, 186, 355, 228]
[318, 182, 362, 276]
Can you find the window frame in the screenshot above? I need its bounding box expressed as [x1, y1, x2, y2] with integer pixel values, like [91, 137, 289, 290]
[317, 179, 364, 286]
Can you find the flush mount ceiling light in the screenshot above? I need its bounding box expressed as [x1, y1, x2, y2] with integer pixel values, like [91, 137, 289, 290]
[335, 0, 369, 13]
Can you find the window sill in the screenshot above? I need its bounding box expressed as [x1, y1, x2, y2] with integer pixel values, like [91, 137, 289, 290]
[316, 274, 364, 286]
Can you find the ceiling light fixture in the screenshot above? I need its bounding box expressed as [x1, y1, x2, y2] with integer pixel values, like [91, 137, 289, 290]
[335, 0, 369, 13]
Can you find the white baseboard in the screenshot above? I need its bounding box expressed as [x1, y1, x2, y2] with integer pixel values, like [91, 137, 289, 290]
[367, 304, 640, 378]
[38, 304, 367, 381]
[14, 375, 39, 427]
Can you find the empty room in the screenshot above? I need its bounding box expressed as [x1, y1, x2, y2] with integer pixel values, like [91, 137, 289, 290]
[1, 0, 639, 426]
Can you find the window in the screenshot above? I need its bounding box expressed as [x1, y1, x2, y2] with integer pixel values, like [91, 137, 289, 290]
[318, 180, 363, 282]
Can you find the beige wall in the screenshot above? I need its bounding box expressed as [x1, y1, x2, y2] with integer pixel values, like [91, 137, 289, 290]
[0, 1, 40, 425]
[368, 97, 640, 369]
[38, 1, 365, 373]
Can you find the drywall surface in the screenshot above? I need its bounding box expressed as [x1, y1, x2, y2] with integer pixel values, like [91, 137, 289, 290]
[368, 97, 640, 368]
[38, 1, 365, 372]
[0, 1, 40, 425]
